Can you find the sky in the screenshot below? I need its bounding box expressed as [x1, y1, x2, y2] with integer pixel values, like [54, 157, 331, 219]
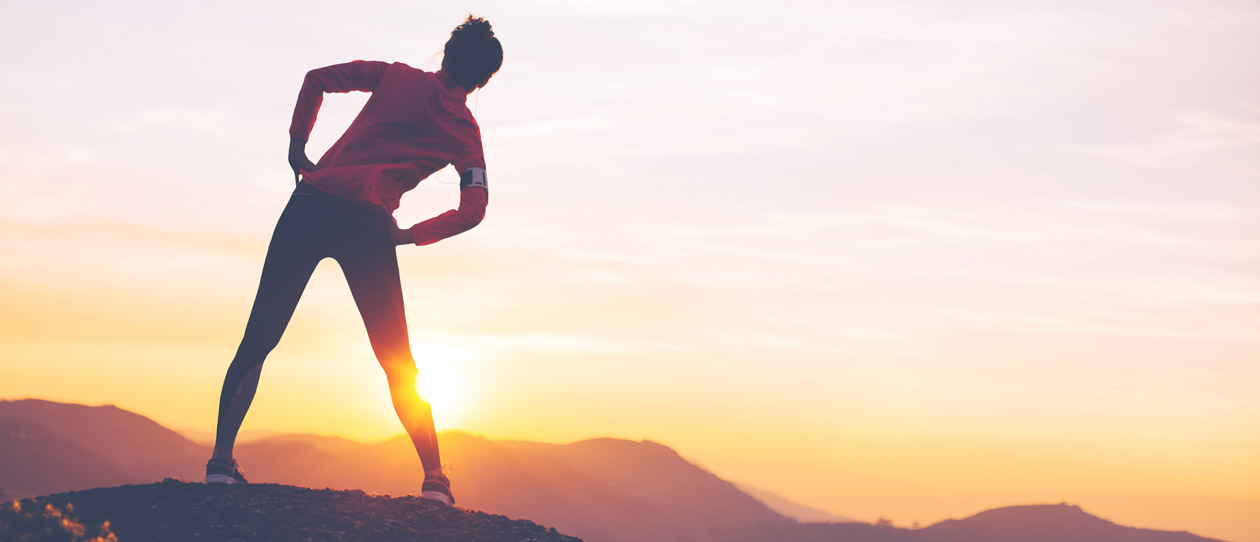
[1, 0, 1258, 540]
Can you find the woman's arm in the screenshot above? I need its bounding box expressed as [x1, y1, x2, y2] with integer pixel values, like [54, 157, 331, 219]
[287, 137, 317, 185]
[391, 168, 489, 246]
[287, 60, 390, 183]
[289, 60, 390, 142]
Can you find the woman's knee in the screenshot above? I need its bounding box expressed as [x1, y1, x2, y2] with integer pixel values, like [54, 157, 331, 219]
[226, 323, 287, 381]
[234, 330, 280, 365]
[381, 356, 418, 384]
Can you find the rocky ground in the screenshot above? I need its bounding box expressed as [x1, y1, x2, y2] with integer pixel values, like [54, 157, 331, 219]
[3, 478, 583, 542]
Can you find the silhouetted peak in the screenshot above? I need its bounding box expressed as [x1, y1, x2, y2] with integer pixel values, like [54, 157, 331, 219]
[0, 398, 200, 453]
[965, 502, 1097, 523]
[564, 437, 683, 460]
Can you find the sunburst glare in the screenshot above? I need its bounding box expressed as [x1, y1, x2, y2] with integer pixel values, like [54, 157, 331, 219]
[410, 342, 473, 427]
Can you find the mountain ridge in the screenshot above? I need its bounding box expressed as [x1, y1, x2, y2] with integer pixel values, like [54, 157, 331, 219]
[0, 398, 1228, 542]
[916, 502, 1219, 542]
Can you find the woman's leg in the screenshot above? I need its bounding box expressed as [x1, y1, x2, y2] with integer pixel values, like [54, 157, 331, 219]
[211, 197, 324, 462]
[336, 239, 441, 473]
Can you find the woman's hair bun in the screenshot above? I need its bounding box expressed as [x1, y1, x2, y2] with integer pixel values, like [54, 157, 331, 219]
[443, 15, 503, 91]
[453, 16, 494, 42]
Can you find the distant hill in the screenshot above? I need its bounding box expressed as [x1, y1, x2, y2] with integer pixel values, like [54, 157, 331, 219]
[12, 478, 579, 542]
[238, 432, 679, 542]
[0, 398, 204, 485]
[0, 418, 132, 499]
[498, 437, 790, 534]
[721, 504, 1224, 542]
[0, 399, 1227, 542]
[915, 503, 1222, 542]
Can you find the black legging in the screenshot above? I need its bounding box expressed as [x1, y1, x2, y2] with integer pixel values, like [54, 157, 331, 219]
[212, 180, 440, 471]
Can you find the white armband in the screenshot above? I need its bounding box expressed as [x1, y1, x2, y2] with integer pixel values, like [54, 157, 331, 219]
[460, 167, 488, 190]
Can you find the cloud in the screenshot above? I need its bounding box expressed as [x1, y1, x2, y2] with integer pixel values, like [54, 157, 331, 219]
[1073, 108, 1260, 171]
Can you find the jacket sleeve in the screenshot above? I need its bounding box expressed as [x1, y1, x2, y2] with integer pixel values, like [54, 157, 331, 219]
[409, 168, 489, 246]
[289, 60, 390, 142]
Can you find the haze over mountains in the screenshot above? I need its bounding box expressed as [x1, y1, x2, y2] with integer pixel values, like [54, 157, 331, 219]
[0, 399, 1229, 542]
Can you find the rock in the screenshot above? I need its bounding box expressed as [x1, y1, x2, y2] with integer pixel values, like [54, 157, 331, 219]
[10, 479, 583, 542]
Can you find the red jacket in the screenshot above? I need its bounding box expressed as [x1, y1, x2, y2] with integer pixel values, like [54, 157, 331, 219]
[290, 60, 489, 246]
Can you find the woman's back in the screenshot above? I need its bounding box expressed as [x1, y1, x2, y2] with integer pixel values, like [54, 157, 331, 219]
[290, 61, 486, 214]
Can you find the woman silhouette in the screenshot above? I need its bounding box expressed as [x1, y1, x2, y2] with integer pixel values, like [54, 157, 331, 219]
[204, 15, 502, 507]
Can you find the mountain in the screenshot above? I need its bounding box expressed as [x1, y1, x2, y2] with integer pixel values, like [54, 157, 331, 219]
[722, 504, 1224, 542]
[0, 418, 133, 499]
[0, 398, 204, 485]
[498, 438, 791, 534]
[235, 431, 792, 541]
[9, 478, 580, 542]
[915, 503, 1222, 542]
[0, 399, 1228, 542]
[236, 432, 673, 542]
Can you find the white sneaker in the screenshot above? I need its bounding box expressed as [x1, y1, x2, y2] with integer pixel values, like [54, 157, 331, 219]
[205, 458, 248, 484]
[421, 473, 454, 506]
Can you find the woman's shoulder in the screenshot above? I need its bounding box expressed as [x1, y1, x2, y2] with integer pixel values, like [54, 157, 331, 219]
[381, 61, 417, 76]
[383, 62, 447, 84]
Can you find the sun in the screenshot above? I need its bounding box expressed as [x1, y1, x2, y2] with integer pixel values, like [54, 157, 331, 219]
[410, 342, 472, 422]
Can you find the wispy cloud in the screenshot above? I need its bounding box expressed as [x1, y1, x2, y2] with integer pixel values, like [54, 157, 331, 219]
[1074, 108, 1260, 171]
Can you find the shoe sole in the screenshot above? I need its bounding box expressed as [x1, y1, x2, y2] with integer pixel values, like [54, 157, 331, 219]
[206, 474, 242, 484]
[421, 491, 453, 506]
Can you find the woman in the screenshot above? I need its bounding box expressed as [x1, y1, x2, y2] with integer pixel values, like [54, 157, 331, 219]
[204, 15, 503, 507]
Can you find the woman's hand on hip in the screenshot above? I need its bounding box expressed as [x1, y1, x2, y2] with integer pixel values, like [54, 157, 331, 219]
[288, 137, 318, 184]
[389, 223, 413, 246]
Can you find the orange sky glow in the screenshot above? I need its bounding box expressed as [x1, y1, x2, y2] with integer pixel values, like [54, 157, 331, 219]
[1, 1, 1258, 541]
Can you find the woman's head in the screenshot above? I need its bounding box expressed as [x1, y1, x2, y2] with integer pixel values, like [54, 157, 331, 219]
[441, 15, 503, 93]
